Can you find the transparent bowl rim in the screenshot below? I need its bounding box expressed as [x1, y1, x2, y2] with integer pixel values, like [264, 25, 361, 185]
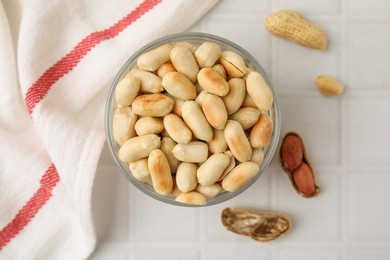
[104, 32, 281, 207]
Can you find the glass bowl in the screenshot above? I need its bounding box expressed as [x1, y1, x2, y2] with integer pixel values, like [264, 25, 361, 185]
[105, 32, 281, 207]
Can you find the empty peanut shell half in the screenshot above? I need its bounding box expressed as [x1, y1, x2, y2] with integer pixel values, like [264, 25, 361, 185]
[221, 208, 291, 242]
[279, 132, 320, 198]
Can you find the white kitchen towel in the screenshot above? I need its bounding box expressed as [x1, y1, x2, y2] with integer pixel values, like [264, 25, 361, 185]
[0, 0, 219, 259]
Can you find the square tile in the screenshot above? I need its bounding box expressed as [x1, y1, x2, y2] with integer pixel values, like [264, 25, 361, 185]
[346, 0, 390, 14]
[204, 173, 272, 242]
[272, 168, 342, 242]
[279, 93, 342, 166]
[203, 15, 272, 74]
[92, 166, 130, 242]
[275, 22, 342, 89]
[205, 245, 270, 260]
[207, 0, 270, 15]
[136, 246, 200, 260]
[277, 247, 341, 260]
[134, 190, 200, 243]
[275, 0, 341, 14]
[348, 248, 390, 260]
[347, 96, 390, 166]
[349, 172, 390, 241]
[347, 22, 390, 89]
[89, 247, 128, 260]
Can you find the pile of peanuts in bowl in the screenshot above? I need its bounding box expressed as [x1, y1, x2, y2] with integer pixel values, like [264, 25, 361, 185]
[106, 33, 279, 206]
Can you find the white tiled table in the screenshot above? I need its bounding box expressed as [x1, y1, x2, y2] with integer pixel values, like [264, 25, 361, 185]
[90, 0, 390, 259]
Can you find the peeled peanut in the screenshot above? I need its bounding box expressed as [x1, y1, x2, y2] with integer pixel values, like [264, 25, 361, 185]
[246, 71, 273, 111]
[126, 69, 163, 93]
[171, 177, 182, 196]
[162, 72, 197, 100]
[249, 113, 274, 148]
[197, 153, 230, 186]
[118, 134, 161, 162]
[217, 150, 236, 181]
[202, 93, 228, 129]
[175, 191, 206, 205]
[170, 46, 199, 82]
[129, 158, 151, 182]
[163, 113, 192, 144]
[196, 183, 222, 198]
[174, 42, 197, 53]
[251, 148, 265, 165]
[219, 51, 247, 77]
[242, 93, 257, 108]
[165, 93, 184, 117]
[137, 43, 172, 71]
[115, 76, 140, 106]
[194, 41, 221, 68]
[224, 120, 252, 162]
[212, 64, 227, 79]
[222, 162, 259, 192]
[315, 75, 344, 95]
[197, 68, 229, 96]
[157, 63, 176, 78]
[160, 137, 180, 173]
[148, 149, 173, 195]
[134, 117, 164, 136]
[113, 107, 137, 145]
[132, 93, 174, 117]
[208, 129, 228, 154]
[195, 90, 208, 105]
[172, 141, 208, 163]
[223, 78, 246, 115]
[176, 162, 198, 192]
[230, 107, 260, 129]
[182, 101, 213, 142]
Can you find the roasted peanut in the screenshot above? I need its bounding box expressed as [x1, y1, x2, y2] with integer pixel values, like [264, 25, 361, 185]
[170, 46, 199, 82]
[113, 107, 137, 145]
[202, 93, 228, 129]
[162, 71, 197, 100]
[246, 71, 273, 111]
[115, 76, 140, 106]
[249, 113, 273, 148]
[174, 41, 197, 53]
[194, 41, 221, 68]
[222, 162, 259, 192]
[196, 183, 222, 198]
[195, 90, 208, 105]
[242, 93, 257, 108]
[137, 43, 173, 71]
[160, 137, 180, 173]
[264, 10, 327, 51]
[165, 93, 184, 117]
[134, 116, 164, 136]
[126, 69, 163, 93]
[132, 93, 174, 117]
[163, 113, 192, 144]
[182, 101, 213, 142]
[219, 51, 247, 77]
[157, 62, 176, 78]
[118, 134, 161, 162]
[172, 141, 208, 163]
[197, 153, 230, 186]
[251, 148, 265, 165]
[208, 129, 228, 154]
[315, 75, 344, 95]
[176, 162, 198, 192]
[129, 158, 151, 182]
[175, 191, 207, 205]
[230, 107, 260, 129]
[212, 64, 227, 79]
[224, 120, 252, 162]
[197, 68, 229, 96]
[223, 78, 246, 115]
[148, 149, 173, 195]
[217, 150, 236, 181]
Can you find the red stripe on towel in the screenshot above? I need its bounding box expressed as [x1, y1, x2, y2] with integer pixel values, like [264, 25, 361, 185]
[24, 0, 162, 115]
[0, 164, 59, 250]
